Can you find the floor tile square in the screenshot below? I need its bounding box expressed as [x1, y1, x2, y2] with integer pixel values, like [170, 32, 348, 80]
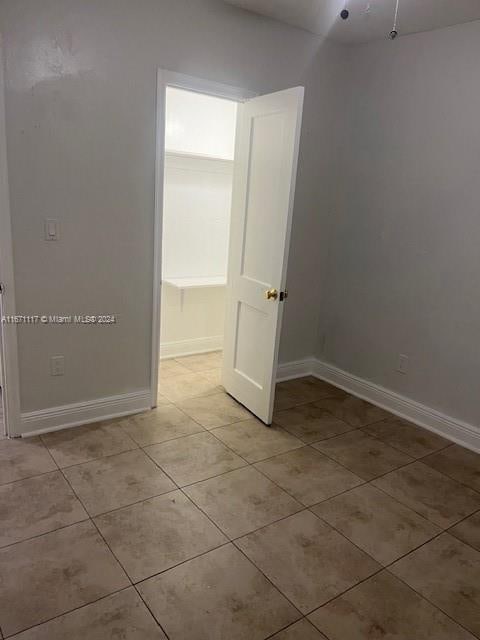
[390, 533, 480, 637]
[176, 392, 252, 429]
[270, 619, 327, 639]
[41, 421, 137, 468]
[0, 437, 56, 485]
[158, 358, 191, 378]
[237, 511, 379, 613]
[10, 588, 167, 639]
[200, 368, 223, 387]
[0, 521, 128, 637]
[313, 484, 440, 565]
[121, 406, 203, 447]
[137, 544, 300, 640]
[372, 462, 480, 528]
[363, 416, 450, 459]
[450, 512, 480, 552]
[0, 470, 87, 548]
[313, 430, 412, 480]
[274, 385, 305, 412]
[309, 570, 474, 640]
[274, 377, 343, 411]
[211, 419, 303, 463]
[312, 395, 391, 428]
[176, 351, 223, 372]
[63, 449, 175, 516]
[159, 371, 221, 402]
[274, 403, 353, 443]
[184, 466, 302, 538]
[156, 392, 170, 406]
[255, 447, 362, 506]
[94, 490, 226, 582]
[145, 431, 246, 486]
[423, 445, 480, 492]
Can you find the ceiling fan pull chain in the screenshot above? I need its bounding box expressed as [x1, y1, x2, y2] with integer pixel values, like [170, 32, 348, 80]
[390, 0, 400, 39]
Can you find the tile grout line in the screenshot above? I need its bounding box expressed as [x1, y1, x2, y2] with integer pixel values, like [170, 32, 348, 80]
[163, 380, 320, 617]
[305, 509, 473, 623]
[304, 430, 480, 501]
[304, 440, 414, 485]
[1, 586, 136, 640]
[139, 400, 389, 628]
[2, 398, 477, 544]
[133, 540, 233, 588]
[58, 468, 173, 640]
[446, 505, 480, 539]
[7, 443, 472, 617]
[16, 392, 479, 556]
[231, 539, 304, 620]
[59, 467, 134, 585]
[123, 407, 316, 633]
[302, 508, 480, 635]
[383, 566, 480, 640]
[0, 466, 62, 490]
[47, 443, 141, 471]
[2, 375, 479, 638]
[9, 437, 476, 634]
[5, 437, 476, 554]
[262, 617, 319, 640]
[369, 461, 480, 527]
[141, 444, 250, 491]
[274, 387, 480, 500]
[0, 515, 91, 552]
[358, 425, 454, 461]
[132, 584, 172, 640]
[418, 455, 480, 497]
[306, 558, 475, 640]
[158, 400, 480, 631]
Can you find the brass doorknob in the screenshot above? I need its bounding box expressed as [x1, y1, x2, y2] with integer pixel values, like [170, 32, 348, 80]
[265, 288, 278, 300]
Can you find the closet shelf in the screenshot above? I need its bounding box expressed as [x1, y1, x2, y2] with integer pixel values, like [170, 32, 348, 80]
[165, 149, 234, 163]
[163, 276, 227, 290]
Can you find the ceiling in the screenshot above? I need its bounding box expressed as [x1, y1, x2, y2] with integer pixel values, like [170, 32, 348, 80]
[223, 0, 480, 44]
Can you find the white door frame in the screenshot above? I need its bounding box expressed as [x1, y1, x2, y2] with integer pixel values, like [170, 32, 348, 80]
[0, 34, 21, 437]
[150, 70, 256, 406]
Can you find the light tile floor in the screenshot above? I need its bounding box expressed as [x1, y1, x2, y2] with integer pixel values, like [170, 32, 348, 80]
[0, 350, 479, 639]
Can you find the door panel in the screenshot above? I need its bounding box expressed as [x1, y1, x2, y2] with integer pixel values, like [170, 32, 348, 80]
[223, 87, 304, 423]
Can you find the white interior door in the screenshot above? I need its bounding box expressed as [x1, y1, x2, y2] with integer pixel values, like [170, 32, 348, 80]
[222, 87, 304, 424]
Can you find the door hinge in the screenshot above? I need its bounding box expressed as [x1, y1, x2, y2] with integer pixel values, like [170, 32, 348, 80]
[279, 290, 288, 302]
[0, 282, 4, 295]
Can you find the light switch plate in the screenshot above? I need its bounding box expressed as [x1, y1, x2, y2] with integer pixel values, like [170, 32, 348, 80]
[397, 354, 409, 374]
[44, 218, 59, 241]
[50, 355, 65, 376]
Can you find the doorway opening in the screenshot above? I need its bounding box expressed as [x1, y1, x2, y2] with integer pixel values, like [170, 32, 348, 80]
[152, 71, 304, 423]
[157, 86, 238, 400]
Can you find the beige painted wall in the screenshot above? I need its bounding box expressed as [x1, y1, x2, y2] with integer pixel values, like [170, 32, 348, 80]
[318, 20, 480, 428]
[1, 0, 346, 412]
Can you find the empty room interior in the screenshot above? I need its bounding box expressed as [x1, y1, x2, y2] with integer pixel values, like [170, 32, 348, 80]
[0, 0, 479, 638]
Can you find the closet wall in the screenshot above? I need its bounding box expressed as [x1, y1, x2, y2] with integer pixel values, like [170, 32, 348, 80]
[160, 88, 237, 357]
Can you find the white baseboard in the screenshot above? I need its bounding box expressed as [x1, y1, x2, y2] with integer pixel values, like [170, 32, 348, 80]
[18, 357, 480, 452]
[20, 389, 151, 437]
[277, 357, 480, 453]
[277, 358, 315, 382]
[160, 335, 223, 359]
